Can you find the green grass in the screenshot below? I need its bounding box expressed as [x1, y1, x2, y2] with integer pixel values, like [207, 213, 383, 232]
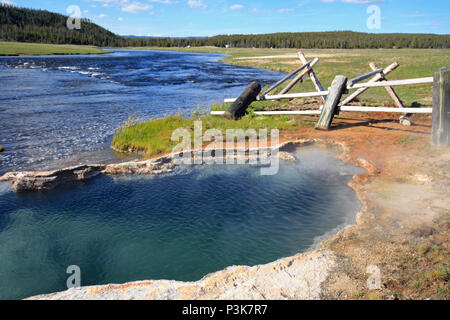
[0, 41, 110, 56]
[128, 46, 450, 108]
[112, 111, 312, 156]
[396, 135, 420, 146]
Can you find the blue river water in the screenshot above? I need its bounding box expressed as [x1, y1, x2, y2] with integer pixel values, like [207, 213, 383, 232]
[0, 49, 283, 174]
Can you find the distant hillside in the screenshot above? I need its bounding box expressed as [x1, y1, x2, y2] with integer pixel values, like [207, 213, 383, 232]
[0, 5, 122, 46]
[1, 5, 449, 49]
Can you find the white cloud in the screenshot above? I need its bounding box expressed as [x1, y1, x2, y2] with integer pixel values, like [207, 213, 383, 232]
[342, 0, 381, 3]
[85, 0, 159, 14]
[321, 0, 382, 3]
[278, 8, 293, 13]
[121, 2, 153, 13]
[148, 0, 173, 3]
[118, 17, 124, 21]
[187, 0, 207, 9]
[250, 8, 264, 14]
[97, 13, 107, 18]
[230, 4, 244, 10]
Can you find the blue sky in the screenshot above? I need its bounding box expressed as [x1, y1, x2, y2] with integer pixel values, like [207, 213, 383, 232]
[3, 0, 449, 36]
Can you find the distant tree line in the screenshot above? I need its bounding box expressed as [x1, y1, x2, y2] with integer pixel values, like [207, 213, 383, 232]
[140, 32, 450, 49]
[1, 5, 449, 49]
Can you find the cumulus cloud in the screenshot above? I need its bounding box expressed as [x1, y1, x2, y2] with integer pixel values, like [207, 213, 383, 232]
[321, 0, 382, 3]
[230, 4, 244, 10]
[84, 0, 157, 14]
[278, 8, 293, 13]
[187, 0, 207, 9]
[148, 0, 173, 3]
[121, 2, 153, 13]
[250, 8, 264, 14]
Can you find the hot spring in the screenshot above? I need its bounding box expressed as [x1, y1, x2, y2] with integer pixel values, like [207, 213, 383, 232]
[0, 145, 364, 299]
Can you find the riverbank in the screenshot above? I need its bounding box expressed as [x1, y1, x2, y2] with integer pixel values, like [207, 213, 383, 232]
[24, 112, 449, 300]
[0, 41, 111, 56]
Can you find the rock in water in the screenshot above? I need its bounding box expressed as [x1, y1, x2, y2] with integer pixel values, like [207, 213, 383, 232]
[278, 151, 297, 162]
[0, 145, 4, 152]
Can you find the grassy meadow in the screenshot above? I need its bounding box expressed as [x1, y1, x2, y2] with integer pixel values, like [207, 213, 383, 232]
[0, 41, 110, 56]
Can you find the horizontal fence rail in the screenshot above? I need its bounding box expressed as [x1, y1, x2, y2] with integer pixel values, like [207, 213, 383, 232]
[348, 77, 433, 89]
[224, 91, 329, 103]
[223, 77, 434, 103]
[339, 106, 432, 113]
[210, 106, 432, 116]
[210, 110, 322, 116]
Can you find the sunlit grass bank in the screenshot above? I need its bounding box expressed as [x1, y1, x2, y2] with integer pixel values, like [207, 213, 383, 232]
[112, 105, 313, 156]
[0, 41, 110, 56]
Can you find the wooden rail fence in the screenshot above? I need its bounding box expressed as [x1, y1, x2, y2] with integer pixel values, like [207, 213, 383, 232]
[215, 51, 449, 146]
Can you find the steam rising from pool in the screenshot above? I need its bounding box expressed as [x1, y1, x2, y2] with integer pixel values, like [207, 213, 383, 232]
[0, 146, 363, 299]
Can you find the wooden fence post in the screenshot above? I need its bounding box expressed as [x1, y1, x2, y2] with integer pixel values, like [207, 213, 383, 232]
[431, 67, 450, 146]
[369, 62, 404, 109]
[279, 57, 319, 95]
[298, 50, 327, 102]
[340, 62, 399, 106]
[315, 75, 347, 130]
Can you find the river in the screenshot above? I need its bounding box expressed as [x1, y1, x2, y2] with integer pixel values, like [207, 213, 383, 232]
[0, 49, 283, 175]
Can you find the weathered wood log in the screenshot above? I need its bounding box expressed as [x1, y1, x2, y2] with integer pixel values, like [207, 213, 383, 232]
[431, 67, 450, 146]
[315, 75, 347, 130]
[369, 62, 404, 109]
[279, 57, 319, 95]
[349, 77, 432, 89]
[226, 81, 261, 119]
[259, 61, 312, 97]
[212, 107, 432, 116]
[224, 89, 328, 103]
[348, 68, 383, 87]
[298, 50, 326, 102]
[340, 62, 399, 106]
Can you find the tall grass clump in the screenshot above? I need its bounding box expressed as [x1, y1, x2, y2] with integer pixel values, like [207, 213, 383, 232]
[112, 103, 314, 156]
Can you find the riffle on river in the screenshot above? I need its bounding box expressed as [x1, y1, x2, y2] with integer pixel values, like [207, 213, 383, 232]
[0, 49, 283, 174]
